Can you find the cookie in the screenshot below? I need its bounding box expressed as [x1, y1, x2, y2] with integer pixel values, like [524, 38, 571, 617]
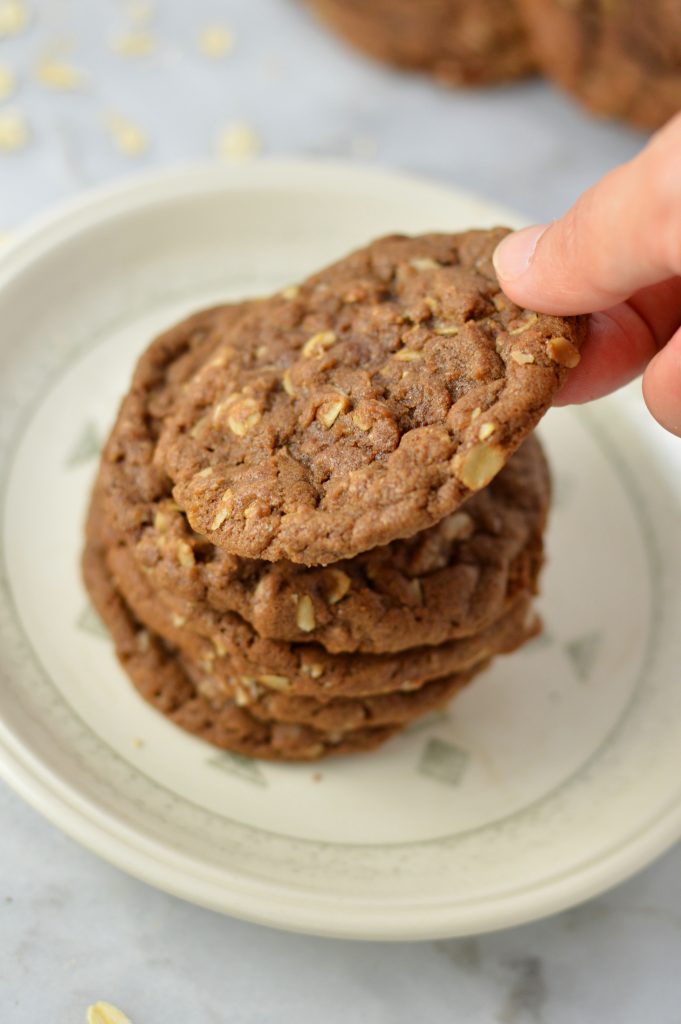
[84, 523, 505, 759]
[100, 301, 246, 542]
[519, 0, 681, 130]
[98, 304, 550, 652]
[180, 652, 480, 733]
[157, 231, 584, 565]
[101, 528, 539, 702]
[306, 0, 535, 86]
[140, 457, 545, 654]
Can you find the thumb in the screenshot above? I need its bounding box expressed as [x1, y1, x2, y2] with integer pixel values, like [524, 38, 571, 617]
[493, 112, 681, 315]
[643, 326, 681, 436]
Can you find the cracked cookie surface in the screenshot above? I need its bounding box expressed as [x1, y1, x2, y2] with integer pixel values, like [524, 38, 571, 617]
[98, 303, 549, 653]
[156, 231, 584, 565]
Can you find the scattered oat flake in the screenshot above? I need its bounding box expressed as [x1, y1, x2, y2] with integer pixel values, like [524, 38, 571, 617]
[0, 65, 15, 100]
[198, 25, 234, 58]
[0, 0, 28, 37]
[36, 55, 85, 90]
[217, 121, 260, 162]
[111, 31, 156, 56]
[106, 113, 148, 156]
[86, 1003, 132, 1024]
[125, 0, 153, 25]
[0, 110, 28, 152]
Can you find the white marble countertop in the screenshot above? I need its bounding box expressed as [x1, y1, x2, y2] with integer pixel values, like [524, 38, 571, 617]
[2, 2, 679, 1021]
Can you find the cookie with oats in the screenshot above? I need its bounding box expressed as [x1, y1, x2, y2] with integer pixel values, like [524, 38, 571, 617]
[99, 303, 550, 654]
[157, 231, 584, 565]
[83, 530, 400, 760]
[142, 451, 545, 655]
[102, 532, 539, 702]
[84, 505, 537, 756]
[180, 655, 479, 734]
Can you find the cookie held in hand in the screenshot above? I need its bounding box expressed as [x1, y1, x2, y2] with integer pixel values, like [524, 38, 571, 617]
[157, 231, 584, 565]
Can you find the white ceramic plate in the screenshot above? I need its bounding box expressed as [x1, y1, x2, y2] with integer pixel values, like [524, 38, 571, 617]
[1, 161, 680, 941]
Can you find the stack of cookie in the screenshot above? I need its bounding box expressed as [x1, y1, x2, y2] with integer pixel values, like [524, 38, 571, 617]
[84, 230, 585, 761]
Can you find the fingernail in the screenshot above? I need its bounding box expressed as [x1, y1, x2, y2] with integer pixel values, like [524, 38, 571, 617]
[493, 224, 548, 283]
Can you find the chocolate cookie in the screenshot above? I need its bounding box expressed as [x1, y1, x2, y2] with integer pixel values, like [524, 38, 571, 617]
[99, 304, 550, 653]
[83, 532, 401, 760]
[180, 653, 479, 734]
[99, 301, 246, 542]
[103, 529, 539, 702]
[157, 232, 584, 566]
[306, 0, 535, 86]
[520, 0, 681, 130]
[85, 514, 510, 758]
[141, 463, 545, 654]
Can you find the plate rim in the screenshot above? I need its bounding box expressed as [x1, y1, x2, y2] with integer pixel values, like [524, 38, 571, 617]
[4, 709, 681, 941]
[1, 159, 680, 941]
[0, 156, 525, 285]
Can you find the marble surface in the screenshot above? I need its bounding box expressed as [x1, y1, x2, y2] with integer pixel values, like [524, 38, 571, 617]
[1, 2, 679, 1021]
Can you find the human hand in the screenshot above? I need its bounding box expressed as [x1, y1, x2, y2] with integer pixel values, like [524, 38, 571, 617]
[493, 112, 681, 437]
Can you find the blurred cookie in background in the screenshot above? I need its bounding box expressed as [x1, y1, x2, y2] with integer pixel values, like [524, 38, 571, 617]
[304, 0, 536, 86]
[305, 0, 680, 130]
[519, 0, 681, 130]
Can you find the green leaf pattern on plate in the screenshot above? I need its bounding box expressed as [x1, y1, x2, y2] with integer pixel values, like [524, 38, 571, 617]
[67, 421, 101, 467]
[565, 632, 602, 681]
[207, 751, 268, 787]
[76, 602, 109, 639]
[418, 738, 469, 787]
